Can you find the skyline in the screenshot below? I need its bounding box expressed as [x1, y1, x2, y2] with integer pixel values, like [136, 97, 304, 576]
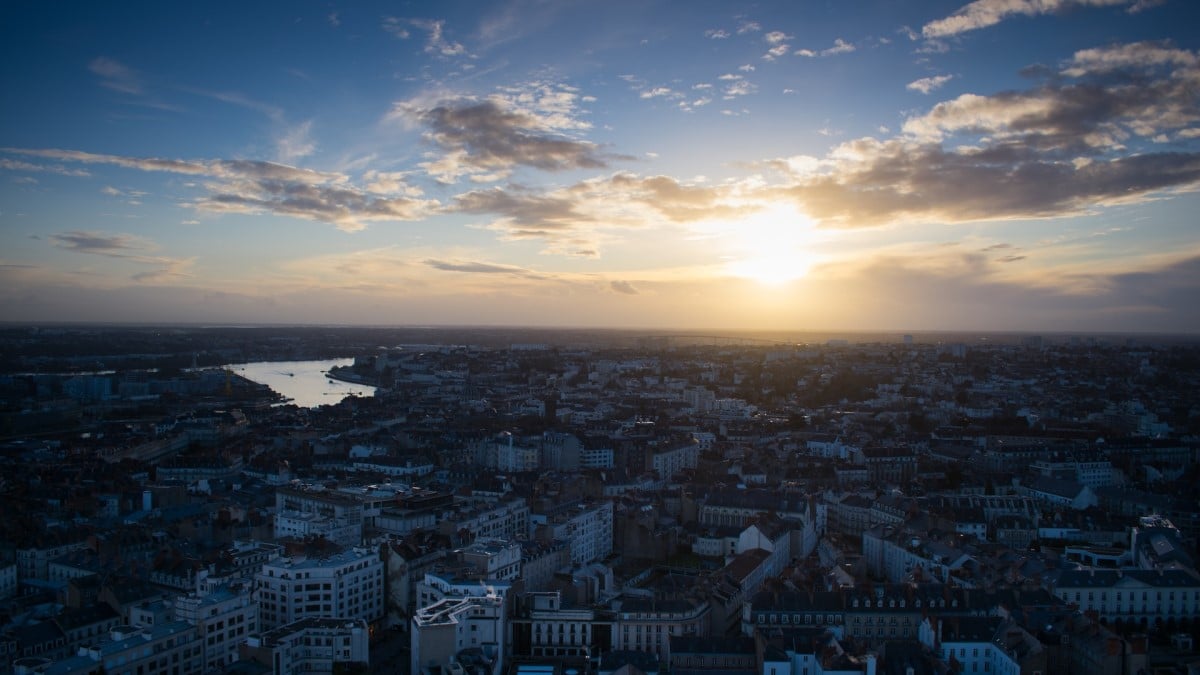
[2, 0, 1200, 332]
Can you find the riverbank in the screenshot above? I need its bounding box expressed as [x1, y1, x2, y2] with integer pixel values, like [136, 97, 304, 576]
[326, 365, 380, 386]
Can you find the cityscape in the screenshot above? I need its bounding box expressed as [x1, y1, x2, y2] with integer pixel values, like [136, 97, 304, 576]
[2, 0, 1200, 674]
[0, 325, 1198, 675]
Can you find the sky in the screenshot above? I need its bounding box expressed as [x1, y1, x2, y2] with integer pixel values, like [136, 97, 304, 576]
[2, 0, 1200, 333]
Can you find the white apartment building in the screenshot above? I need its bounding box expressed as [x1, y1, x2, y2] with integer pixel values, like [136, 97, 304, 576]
[255, 548, 384, 630]
[16, 536, 89, 581]
[172, 584, 258, 672]
[411, 593, 507, 675]
[650, 441, 699, 482]
[487, 432, 540, 472]
[524, 591, 596, 658]
[274, 510, 363, 547]
[243, 617, 369, 675]
[761, 633, 876, 675]
[614, 596, 710, 661]
[459, 539, 522, 581]
[918, 617, 1026, 675]
[862, 524, 974, 585]
[533, 501, 614, 565]
[274, 486, 364, 548]
[41, 622, 204, 675]
[1055, 568, 1200, 624]
[449, 498, 531, 542]
[416, 572, 513, 610]
[1030, 459, 1121, 488]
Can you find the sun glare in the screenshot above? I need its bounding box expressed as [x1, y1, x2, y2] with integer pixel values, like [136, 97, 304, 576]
[721, 203, 821, 285]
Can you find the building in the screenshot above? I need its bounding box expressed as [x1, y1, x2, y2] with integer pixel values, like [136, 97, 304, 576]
[255, 548, 384, 630]
[613, 596, 710, 661]
[274, 485, 365, 548]
[32, 621, 203, 675]
[411, 592, 506, 675]
[858, 446, 917, 485]
[533, 501, 614, 566]
[242, 617, 369, 675]
[416, 571, 513, 610]
[862, 524, 974, 584]
[746, 584, 993, 646]
[0, 563, 18, 600]
[444, 498, 532, 542]
[171, 584, 258, 672]
[649, 440, 700, 481]
[458, 539, 522, 581]
[511, 591, 598, 659]
[1054, 568, 1200, 625]
[669, 635, 756, 674]
[918, 616, 1035, 675]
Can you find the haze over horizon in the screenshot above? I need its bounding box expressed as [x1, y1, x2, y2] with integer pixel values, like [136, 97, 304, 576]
[3, 0, 1200, 332]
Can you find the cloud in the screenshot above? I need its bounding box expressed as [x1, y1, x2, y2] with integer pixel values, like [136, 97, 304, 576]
[794, 39, 856, 58]
[0, 158, 90, 177]
[361, 170, 424, 197]
[812, 251, 1200, 332]
[193, 182, 433, 232]
[447, 173, 750, 256]
[1060, 40, 1197, 77]
[765, 31, 792, 45]
[50, 231, 149, 256]
[49, 230, 194, 283]
[610, 280, 639, 295]
[777, 139, 1200, 227]
[922, 0, 1147, 39]
[723, 80, 758, 98]
[768, 42, 1200, 228]
[183, 87, 285, 122]
[423, 259, 544, 278]
[763, 44, 790, 61]
[100, 185, 147, 205]
[903, 42, 1200, 149]
[823, 39, 856, 56]
[382, 17, 468, 56]
[327, 11, 340, 27]
[392, 87, 613, 183]
[640, 87, 680, 100]
[89, 57, 142, 95]
[705, 29, 730, 39]
[276, 120, 317, 163]
[87, 57, 182, 112]
[382, 16, 411, 39]
[3, 148, 436, 232]
[737, 20, 762, 34]
[906, 74, 954, 94]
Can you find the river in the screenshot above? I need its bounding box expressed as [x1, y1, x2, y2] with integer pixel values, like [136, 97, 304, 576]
[229, 358, 377, 408]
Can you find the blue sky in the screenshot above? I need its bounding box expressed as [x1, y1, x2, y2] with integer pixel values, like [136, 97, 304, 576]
[2, 0, 1199, 332]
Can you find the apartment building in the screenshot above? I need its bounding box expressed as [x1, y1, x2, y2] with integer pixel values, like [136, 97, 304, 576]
[533, 501, 613, 565]
[1054, 568, 1200, 624]
[242, 617, 369, 674]
[171, 584, 258, 672]
[255, 548, 383, 630]
[411, 593, 506, 675]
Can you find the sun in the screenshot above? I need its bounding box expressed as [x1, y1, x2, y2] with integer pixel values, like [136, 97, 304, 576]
[721, 203, 821, 285]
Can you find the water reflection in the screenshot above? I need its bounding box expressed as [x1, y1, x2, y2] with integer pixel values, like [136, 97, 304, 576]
[231, 359, 376, 408]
